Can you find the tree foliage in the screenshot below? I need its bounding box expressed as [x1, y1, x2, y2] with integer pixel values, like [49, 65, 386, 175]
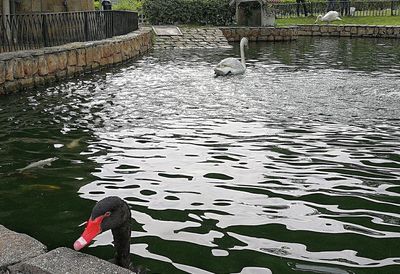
[142, 0, 235, 25]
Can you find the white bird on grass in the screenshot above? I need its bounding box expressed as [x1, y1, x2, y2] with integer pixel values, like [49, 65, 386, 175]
[214, 37, 249, 76]
[315, 11, 342, 24]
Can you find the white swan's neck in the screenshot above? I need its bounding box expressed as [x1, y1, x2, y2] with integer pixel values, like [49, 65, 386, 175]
[240, 40, 246, 68]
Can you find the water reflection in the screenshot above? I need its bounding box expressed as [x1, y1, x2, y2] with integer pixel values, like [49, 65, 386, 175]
[0, 37, 399, 273]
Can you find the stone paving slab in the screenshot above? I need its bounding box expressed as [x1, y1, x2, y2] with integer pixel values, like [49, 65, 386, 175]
[152, 26, 183, 36]
[0, 225, 47, 271]
[153, 27, 232, 49]
[9, 247, 134, 274]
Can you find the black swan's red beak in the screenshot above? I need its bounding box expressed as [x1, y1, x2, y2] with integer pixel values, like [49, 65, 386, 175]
[74, 214, 108, 251]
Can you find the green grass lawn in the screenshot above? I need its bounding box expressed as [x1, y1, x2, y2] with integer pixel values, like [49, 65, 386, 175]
[277, 16, 400, 26]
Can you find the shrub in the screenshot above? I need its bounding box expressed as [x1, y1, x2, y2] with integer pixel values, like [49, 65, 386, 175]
[94, 0, 101, 10]
[113, 0, 143, 11]
[142, 0, 235, 26]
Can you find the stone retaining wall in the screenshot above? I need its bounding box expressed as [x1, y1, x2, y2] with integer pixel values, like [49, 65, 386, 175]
[0, 27, 153, 95]
[219, 27, 298, 42]
[297, 25, 400, 38]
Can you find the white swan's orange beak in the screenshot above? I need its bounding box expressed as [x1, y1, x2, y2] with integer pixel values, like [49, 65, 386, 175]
[73, 215, 105, 251]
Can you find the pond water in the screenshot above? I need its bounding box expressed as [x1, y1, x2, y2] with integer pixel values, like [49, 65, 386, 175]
[0, 36, 399, 274]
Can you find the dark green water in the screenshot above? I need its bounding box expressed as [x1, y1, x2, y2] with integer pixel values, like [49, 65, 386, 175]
[0, 37, 399, 274]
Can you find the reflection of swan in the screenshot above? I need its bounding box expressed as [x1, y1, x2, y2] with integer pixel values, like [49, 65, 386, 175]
[315, 11, 342, 24]
[214, 37, 248, 76]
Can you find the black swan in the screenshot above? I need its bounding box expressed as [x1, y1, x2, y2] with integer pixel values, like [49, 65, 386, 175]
[74, 196, 147, 273]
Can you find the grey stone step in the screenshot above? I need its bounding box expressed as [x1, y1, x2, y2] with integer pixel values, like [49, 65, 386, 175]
[1, 225, 134, 274]
[9, 247, 133, 274]
[0, 225, 47, 271]
[153, 27, 232, 49]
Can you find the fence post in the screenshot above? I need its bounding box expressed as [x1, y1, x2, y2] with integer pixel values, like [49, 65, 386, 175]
[84, 12, 89, 41]
[42, 14, 49, 47]
[391, 0, 394, 16]
[112, 11, 115, 37]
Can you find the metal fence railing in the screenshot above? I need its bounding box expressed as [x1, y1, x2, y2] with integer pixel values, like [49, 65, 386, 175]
[273, 0, 400, 18]
[0, 10, 138, 53]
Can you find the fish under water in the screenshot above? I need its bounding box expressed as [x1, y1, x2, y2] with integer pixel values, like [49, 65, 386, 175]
[21, 184, 61, 191]
[66, 138, 82, 149]
[17, 157, 59, 172]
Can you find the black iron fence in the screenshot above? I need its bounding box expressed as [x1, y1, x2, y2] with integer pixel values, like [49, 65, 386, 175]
[0, 10, 138, 53]
[273, 0, 400, 18]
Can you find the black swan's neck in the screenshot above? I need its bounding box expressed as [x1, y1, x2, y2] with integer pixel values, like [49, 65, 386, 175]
[112, 221, 131, 268]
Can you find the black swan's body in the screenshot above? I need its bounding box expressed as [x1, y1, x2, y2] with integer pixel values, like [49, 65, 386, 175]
[74, 196, 146, 273]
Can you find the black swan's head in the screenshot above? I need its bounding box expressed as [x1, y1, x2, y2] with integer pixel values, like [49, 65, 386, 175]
[74, 196, 131, 251]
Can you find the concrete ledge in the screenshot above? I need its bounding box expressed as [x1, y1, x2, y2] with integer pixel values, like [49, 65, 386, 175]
[0, 27, 153, 95]
[0, 225, 133, 274]
[0, 225, 47, 271]
[9, 247, 133, 274]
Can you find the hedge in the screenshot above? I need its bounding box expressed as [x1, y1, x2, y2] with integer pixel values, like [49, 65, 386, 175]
[142, 0, 235, 25]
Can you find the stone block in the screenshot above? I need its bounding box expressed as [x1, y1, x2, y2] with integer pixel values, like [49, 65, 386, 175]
[5, 59, 15, 81]
[14, 59, 26, 79]
[56, 70, 67, 79]
[46, 54, 58, 75]
[366, 27, 375, 35]
[297, 30, 308, 36]
[44, 75, 57, 84]
[66, 65, 76, 76]
[86, 47, 95, 67]
[22, 58, 36, 78]
[9, 247, 133, 274]
[385, 28, 394, 35]
[260, 28, 272, 36]
[328, 26, 337, 33]
[92, 62, 100, 70]
[58, 52, 68, 71]
[266, 35, 274, 41]
[33, 76, 45, 87]
[0, 225, 46, 270]
[358, 28, 366, 36]
[100, 57, 108, 66]
[113, 52, 123, 63]
[67, 50, 78, 66]
[0, 61, 5, 84]
[71, 66, 82, 75]
[107, 56, 114, 65]
[378, 28, 386, 35]
[18, 78, 34, 89]
[77, 49, 86, 67]
[311, 25, 320, 32]
[320, 26, 329, 33]
[38, 56, 48, 76]
[93, 47, 102, 64]
[4, 81, 18, 93]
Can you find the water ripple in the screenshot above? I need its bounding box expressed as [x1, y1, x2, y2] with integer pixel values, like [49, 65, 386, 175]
[1, 37, 399, 274]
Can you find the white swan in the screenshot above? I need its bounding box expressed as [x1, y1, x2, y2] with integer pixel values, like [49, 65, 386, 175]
[214, 37, 249, 76]
[315, 11, 342, 24]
